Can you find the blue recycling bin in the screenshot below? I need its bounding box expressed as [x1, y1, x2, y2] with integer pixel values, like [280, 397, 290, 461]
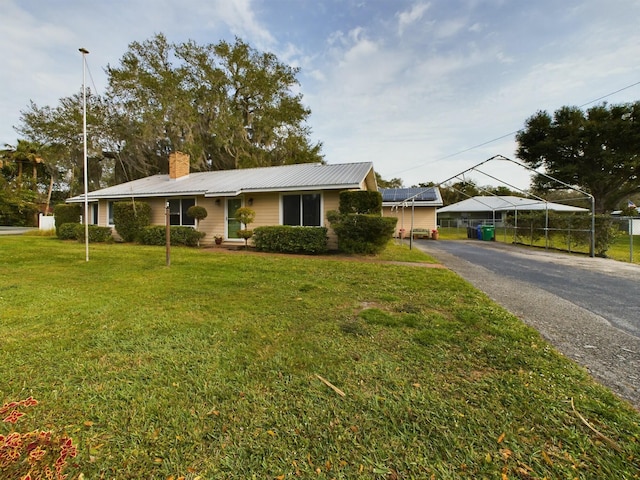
[476, 225, 482, 240]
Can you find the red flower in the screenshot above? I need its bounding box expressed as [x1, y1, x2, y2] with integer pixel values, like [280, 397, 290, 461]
[28, 446, 47, 463]
[3, 409, 25, 424]
[22, 397, 38, 407]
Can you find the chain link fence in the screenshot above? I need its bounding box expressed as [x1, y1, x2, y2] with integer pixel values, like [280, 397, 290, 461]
[439, 214, 640, 263]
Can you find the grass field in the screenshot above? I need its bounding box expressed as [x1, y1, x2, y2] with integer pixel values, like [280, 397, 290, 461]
[1, 236, 639, 479]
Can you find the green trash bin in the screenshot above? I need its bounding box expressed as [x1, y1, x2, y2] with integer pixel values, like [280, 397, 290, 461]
[481, 225, 495, 241]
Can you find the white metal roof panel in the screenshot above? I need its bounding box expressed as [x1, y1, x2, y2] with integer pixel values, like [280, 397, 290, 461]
[67, 162, 374, 202]
[437, 196, 588, 213]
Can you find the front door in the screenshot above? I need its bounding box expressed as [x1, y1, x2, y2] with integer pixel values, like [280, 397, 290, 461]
[227, 198, 242, 239]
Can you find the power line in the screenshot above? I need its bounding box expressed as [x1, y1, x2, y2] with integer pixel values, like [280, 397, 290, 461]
[392, 79, 640, 177]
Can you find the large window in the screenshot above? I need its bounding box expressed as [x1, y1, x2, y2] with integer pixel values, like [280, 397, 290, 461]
[168, 198, 196, 226]
[282, 193, 321, 226]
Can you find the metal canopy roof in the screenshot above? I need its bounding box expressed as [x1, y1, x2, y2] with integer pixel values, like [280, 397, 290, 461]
[67, 162, 375, 202]
[437, 196, 588, 213]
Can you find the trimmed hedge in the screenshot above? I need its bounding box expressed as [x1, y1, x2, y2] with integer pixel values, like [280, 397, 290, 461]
[57, 223, 112, 242]
[253, 226, 328, 254]
[338, 190, 382, 214]
[113, 201, 152, 242]
[54, 204, 82, 236]
[58, 223, 79, 240]
[327, 212, 397, 254]
[139, 226, 206, 247]
[76, 225, 113, 243]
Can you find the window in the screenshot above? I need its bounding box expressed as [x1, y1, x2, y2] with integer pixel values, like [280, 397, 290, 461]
[282, 193, 321, 226]
[91, 203, 98, 225]
[108, 201, 115, 225]
[168, 198, 196, 226]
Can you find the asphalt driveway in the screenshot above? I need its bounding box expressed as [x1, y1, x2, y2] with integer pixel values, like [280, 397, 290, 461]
[0, 227, 36, 235]
[413, 239, 640, 410]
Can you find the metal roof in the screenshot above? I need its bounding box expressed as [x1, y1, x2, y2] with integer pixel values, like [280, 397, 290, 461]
[67, 162, 375, 202]
[437, 196, 589, 213]
[380, 187, 442, 206]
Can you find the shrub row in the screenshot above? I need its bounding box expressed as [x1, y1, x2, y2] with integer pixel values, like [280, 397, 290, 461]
[253, 226, 328, 254]
[138, 226, 206, 247]
[57, 223, 113, 242]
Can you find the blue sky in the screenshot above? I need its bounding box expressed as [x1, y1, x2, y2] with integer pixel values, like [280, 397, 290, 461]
[2, 0, 640, 189]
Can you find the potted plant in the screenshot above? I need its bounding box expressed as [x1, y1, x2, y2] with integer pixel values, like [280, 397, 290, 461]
[214, 234, 223, 245]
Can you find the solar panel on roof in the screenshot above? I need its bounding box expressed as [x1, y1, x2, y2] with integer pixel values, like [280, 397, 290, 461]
[380, 188, 437, 202]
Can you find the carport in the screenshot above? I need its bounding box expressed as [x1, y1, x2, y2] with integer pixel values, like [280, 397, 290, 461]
[436, 155, 596, 257]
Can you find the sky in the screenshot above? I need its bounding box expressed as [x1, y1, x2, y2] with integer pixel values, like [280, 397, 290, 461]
[2, 0, 640, 190]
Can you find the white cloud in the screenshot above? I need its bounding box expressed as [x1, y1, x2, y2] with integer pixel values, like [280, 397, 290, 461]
[208, 0, 275, 47]
[3, 0, 640, 192]
[397, 2, 431, 35]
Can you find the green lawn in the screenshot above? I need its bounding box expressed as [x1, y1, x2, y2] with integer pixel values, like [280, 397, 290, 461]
[1, 237, 638, 479]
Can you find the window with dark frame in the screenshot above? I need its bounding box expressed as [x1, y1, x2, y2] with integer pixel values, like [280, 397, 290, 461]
[282, 193, 321, 226]
[168, 198, 196, 226]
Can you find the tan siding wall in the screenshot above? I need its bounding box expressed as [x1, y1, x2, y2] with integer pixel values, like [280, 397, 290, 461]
[250, 193, 280, 227]
[382, 206, 437, 237]
[194, 198, 222, 243]
[323, 191, 341, 250]
[95, 189, 366, 249]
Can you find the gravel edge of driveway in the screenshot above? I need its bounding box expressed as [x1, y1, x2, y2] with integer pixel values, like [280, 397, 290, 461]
[414, 241, 640, 411]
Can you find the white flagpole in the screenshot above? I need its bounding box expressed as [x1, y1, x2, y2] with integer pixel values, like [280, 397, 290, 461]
[79, 48, 89, 262]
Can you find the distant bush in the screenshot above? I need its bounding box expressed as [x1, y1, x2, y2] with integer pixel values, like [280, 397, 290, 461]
[139, 226, 205, 247]
[113, 201, 151, 242]
[509, 211, 619, 257]
[253, 226, 328, 254]
[53, 204, 81, 236]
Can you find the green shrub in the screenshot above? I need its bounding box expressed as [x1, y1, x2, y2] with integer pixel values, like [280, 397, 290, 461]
[58, 223, 113, 242]
[338, 190, 383, 214]
[54, 204, 81, 236]
[139, 226, 205, 247]
[253, 226, 328, 254]
[186, 205, 208, 222]
[113, 201, 152, 242]
[57, 223, 79, 240]
[327, 211, 397, 254]
[75, 225, 113, 243]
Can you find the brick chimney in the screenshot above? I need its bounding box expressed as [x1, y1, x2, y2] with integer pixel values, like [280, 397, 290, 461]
[169, 151, 190, 179]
